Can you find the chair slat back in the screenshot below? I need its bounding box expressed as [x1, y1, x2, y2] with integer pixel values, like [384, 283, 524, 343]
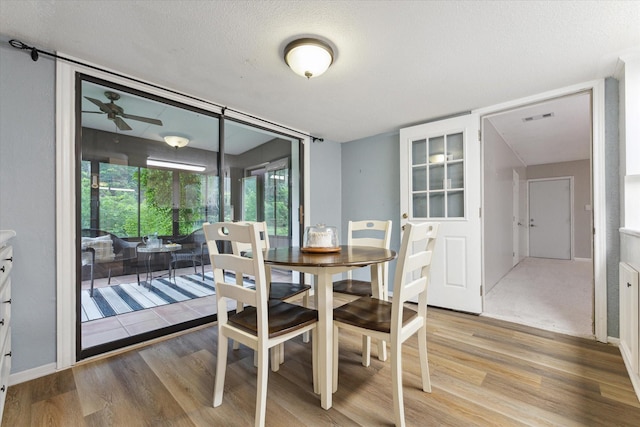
[346, 220, 392, 282]
[391, 222, 438, 324]
[231, 221, 270, 255]
[204, 222, 268, 319]
[348, 220, 392, 249]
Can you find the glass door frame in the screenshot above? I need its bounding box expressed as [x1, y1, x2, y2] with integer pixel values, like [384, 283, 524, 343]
[74, 73, 306, 360]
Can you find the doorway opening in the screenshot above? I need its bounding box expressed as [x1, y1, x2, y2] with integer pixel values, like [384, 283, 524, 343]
[481, 91, 595, 338]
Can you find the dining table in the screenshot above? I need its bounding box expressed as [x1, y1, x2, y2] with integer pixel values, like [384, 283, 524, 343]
[260, 245, 397, 410]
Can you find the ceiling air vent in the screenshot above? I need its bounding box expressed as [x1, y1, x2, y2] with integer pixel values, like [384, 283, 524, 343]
[522, 112, 554, 122]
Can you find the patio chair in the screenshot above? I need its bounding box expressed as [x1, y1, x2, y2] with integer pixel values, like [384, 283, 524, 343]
[81, 229, 140, 296]
[167, 228, 209, 280]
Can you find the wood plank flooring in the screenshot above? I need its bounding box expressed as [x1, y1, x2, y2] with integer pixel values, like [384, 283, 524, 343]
[4, 304, 640, 426]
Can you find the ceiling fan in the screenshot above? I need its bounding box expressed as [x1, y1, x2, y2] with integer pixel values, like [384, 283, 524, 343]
[83, 91, 163, 131]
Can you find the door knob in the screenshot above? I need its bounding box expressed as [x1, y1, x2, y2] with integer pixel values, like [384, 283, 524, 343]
[402, 213, 408, 219]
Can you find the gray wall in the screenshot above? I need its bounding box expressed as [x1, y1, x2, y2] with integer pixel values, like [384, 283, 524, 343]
[483, 119, 527, 293]
[341, 131, 401, 288]
[605, 77, 621, 337]
[309, 139, 342, 233]
[0, 43, 57, 372]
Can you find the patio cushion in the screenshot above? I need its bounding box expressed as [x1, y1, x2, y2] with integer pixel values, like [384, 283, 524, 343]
[82, 235, 115, 262]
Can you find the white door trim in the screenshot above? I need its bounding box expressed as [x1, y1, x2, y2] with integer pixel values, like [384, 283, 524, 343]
[475, 78, 606, 342]
[513, 169, 520, 266]
[527, 176, 574, 260]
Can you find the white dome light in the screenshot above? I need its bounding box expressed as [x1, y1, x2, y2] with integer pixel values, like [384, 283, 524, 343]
[284, 38, 334, 79]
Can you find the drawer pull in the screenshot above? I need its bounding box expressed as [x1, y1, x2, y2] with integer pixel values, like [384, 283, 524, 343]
[0, 319, 4, 326]
[2, 299, 10, 304]
[3, 257, 11, 262]
[4, 351, 10, 357]
[0, 266, 4, 273]
[0, 385, 4, 392]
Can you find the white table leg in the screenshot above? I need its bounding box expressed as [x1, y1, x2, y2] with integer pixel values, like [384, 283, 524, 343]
[371, 263, 387, 361]
[315, 270, 333, 409]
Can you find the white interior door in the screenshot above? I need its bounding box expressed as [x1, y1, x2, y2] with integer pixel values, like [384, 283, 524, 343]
[513, 169, 520, 266]
[400, 114, 482, 313]
[529, 178, 572, 259]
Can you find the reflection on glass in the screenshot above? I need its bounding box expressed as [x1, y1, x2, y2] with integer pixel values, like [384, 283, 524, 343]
[447, 132, 463, 160]
[447, 190, 464, 217]
[447, 162, 464, 189]
[429, 164, 444, 190]
[429, 193, 445, 217]
[429, 136, 444, 162]
[412, 139, 427, 165]
[413, 193, 427, 218]
[412, 166, 427, 192]
[243, 176, 258, 221]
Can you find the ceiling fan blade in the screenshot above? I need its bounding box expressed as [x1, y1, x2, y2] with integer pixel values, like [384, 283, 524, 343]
[81, 110, 105, 114]
[121, 113, 163, 126]
[114, 117, 132, 131]
[84, 96, 111, 113]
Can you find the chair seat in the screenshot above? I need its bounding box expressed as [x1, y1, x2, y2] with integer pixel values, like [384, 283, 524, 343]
[246, 281, 311, 301]
[333, 296, 417, 333]
[269, 282, 312, 300]
[229, 300, 318, 338]
[332, 278, 373, 297]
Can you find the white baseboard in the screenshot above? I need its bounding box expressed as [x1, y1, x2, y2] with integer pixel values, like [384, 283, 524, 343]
[574, 257, 593, 262]
[9, 362, 58, 386]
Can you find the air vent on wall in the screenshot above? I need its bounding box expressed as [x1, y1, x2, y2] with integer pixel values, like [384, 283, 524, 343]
[522, 112, 554, 122]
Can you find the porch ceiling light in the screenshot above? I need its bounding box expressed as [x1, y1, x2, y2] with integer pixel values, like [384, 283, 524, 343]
[147, 159, 205, 172]
[284, 38, 334, 79]
[164, 135, 189, 148]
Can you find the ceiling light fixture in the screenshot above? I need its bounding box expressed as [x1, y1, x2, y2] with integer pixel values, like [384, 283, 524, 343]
[164, 135, 190, 148]
[284, 38, 334, 79]
[147, 159, 205, 172]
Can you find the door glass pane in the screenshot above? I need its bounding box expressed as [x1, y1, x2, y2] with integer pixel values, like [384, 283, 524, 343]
[412, 193, 427, 218]
[447, 162, 464, 189]
[412, 139, 426, 165]
[447, 132, 463, 160]
[429, 164, 444, 190]
[447, 190, 464, 217]
[412, 166, 427, 191]
[428, 136, 445, 163]
[243, 176, 258, 221]
[429, 193, 445, 217]
[79, 78, 220, 357]
[99, 163, 140, 236]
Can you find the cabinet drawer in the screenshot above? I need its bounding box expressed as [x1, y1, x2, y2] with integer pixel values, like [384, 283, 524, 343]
[0, 245, 12, 291]
[0, 280, 10, 353]
[0, 330, 11, 423]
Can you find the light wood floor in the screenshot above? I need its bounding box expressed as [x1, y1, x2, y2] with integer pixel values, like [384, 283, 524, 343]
[4, 303, 640, 426]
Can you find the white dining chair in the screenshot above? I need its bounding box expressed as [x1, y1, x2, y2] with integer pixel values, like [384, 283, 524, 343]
[332, 221, 438, 427]
[231, 221, 312, 366]
[332, 219, 392, 364]
[204, 222, 318, 427]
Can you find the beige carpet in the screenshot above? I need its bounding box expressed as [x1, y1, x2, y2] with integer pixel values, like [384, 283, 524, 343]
[483, 257, 593, 338]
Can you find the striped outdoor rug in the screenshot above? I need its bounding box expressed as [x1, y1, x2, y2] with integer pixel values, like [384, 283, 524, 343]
[81, 273, 217, 322]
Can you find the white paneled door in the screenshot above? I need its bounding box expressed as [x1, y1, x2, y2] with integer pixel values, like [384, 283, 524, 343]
[529, 178, 572, 260]
[399, 114, 482, 313]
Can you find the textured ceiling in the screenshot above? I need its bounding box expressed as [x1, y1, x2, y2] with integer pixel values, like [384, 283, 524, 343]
[1, 0, 639, 147]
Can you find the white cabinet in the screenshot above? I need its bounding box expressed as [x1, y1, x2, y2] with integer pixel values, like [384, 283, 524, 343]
[620, 262, 640, 401]
[0, 230, 15, 423]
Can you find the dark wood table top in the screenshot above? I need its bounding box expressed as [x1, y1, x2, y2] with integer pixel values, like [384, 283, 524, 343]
[260, 245, 396, 268]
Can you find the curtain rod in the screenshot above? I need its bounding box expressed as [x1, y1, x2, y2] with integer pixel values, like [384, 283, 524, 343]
[8, 39, 324, 143]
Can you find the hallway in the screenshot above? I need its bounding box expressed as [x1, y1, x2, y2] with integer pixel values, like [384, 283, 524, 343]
[483, 257, 593, 337]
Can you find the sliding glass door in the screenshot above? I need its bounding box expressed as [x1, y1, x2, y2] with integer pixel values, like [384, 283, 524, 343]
[77, 75, 302, 359]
